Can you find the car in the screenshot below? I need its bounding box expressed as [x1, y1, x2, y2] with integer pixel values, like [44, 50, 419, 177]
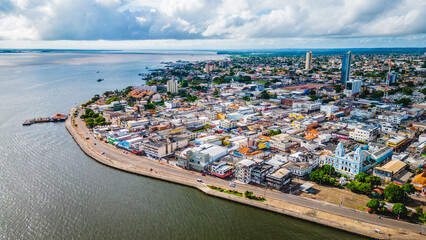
[101, 152, 105, 154]
[197, 179, 202, 182]
[94, 143, 96, 145]
[229, 182, 236, 187]
[85, 137, 89, 140]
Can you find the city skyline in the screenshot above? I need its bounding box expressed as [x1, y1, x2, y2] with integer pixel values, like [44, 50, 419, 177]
[0, 0, 425, 49]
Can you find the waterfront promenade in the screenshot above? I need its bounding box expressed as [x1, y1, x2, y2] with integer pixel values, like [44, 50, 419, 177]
[66, 108, 425, 240]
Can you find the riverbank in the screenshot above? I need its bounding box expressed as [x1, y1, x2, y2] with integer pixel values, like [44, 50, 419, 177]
[66, 108, 424, 240]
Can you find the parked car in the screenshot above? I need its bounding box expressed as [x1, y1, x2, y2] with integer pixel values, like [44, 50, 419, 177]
[229, 182, 236, 187]
[101, 152, 105, 155]
[197, 179, 202, 182]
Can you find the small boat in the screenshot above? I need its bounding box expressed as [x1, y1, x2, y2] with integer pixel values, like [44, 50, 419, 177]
[96, 71, 100, 73]
[97, 79, 104, 82]
[145, 66, 149, 69]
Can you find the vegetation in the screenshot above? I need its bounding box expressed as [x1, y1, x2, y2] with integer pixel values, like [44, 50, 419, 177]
[384, 183, 406, 203]
[242, 96, 251, 101]
[346, 173, 381, 195]
[366, 198, 386, 213]
[244, 191, 265, 202]
[392, 203, 408, 218]
[402, 183, 416, 195]
[80, 109, 109, 127]
[81, 94, 100, 107]
[106, 96, 120, 104]
[208, 185, 243, 197]
[396, 97, 412, 107]
[333, 85, 342, 93]
[268, 129, 281, 136]
[309, 165, 336, 186]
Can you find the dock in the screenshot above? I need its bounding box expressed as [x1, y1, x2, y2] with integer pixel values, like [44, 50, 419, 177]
[23, 113, 67, 126]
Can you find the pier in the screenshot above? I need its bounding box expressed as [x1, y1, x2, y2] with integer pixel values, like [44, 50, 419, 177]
[23, 113, 67, 126]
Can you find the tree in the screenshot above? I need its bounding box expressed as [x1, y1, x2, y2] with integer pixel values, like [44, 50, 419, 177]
[334, 85, 342, 93]
[242, 96, 250, 101]
[321, 165, 335, 175]
[85, 108, 94, 116]
[260, 90, 270, 99]
[392, 203, 408, 219]
[181, 80, 189, 88]
[402, 183, 416, 195]
[397, 97, 412, 107]
[355, 172, 369, 183]
[310, 169, 322, 182]
[365, 176, 381, 187]
[85, 118, 95, 128]
[366, 198, 380, 213]
[357, 182, 372, 195]
[384, 183, 406, 203]
[416, 206, 424, 216]
[402, 87, 413, 95]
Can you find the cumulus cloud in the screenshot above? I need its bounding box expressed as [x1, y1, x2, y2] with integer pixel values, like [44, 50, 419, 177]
[0, 0, 424, 41]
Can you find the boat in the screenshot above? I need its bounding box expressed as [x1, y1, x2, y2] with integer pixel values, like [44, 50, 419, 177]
[145, 66, 149, 69]
[97, 79, 104, 82]
[96, 71, 100, 73]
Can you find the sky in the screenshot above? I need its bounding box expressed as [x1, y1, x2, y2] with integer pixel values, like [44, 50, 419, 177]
[0, 0, 425, 49]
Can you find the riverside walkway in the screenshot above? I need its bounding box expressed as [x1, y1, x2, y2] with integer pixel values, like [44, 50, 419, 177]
[66, 108, 425, 240]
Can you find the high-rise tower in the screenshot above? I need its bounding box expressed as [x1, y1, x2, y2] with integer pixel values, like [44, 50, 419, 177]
[340, 51, 352, 84]
[305, 51, 312, 70]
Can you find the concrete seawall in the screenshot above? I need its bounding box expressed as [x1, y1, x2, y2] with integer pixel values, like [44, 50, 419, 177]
[66, 109, 424, 240]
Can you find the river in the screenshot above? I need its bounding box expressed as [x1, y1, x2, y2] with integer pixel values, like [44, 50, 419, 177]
[0, 51, 364, 239]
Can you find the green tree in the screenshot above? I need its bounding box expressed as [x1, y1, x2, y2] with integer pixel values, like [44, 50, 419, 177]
[181, 80, 189, 88]
[85, 118, 95, 128]
[85, 108, 94, 116]
[402, 183, 416, 195]
[321, 165, 335, 175]
[357, 182, 372, 195]
[355, 172, 369, 183]
[310, 169, 323, 183]
[366, 198, 380, 213]
[242, 96, 251, 101]
[334, 85, 342, 93]
[402, 87, 413, 95]
[392, 203, 408, 218]
[365, 176, 381, 187]
[416, 206, 424, 216]
[397, 97, 412, 107]
[384, 183, 406, 203]
[260, 90, 271, 99]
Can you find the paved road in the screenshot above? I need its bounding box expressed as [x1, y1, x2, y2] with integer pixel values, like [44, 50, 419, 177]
[72, 109, 424, 236]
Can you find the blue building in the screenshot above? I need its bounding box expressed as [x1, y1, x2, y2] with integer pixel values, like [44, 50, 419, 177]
[321, 142, 372, 177]
[340, 51, 352, 84]
[387, 71, 398, 84]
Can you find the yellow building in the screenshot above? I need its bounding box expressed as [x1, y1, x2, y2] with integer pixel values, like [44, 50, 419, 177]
[217, 113, 226, 120]
[386, 136, 407, 150]
[289, 113, 304, 120]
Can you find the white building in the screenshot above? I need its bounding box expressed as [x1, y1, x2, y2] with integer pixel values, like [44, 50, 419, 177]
[344, 80, 362, 96]
[349, 125, 379, 142]
[320, 105, 339, 116]
[167, 79, 179, 93]
[165, 101, 176, 109]
[292, 101, 321, 112]
[220, 119, 237, 130]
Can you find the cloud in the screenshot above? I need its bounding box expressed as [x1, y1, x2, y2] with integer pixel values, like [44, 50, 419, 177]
[0, 0, 424, 42]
